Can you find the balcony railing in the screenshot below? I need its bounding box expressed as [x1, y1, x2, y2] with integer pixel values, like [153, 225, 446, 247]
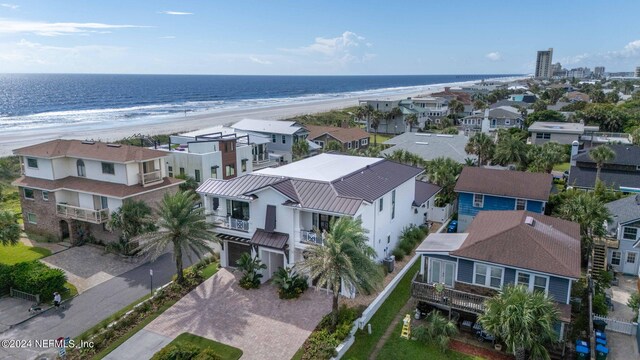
[300, 230, 323, 245]
[56, 203, 109, 224]
[139, 170, 163, 186]
[411, 273, 489, 314]
[594, 237, 620, 249]
[209, 215, 250, 232]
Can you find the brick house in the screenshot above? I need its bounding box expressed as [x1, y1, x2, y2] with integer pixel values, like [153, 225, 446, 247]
[12, 140, 183, 244]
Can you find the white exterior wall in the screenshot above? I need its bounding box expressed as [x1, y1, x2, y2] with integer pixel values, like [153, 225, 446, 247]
[78, 193, 95, 209]
[248, 188, 294, 236]
[125, 163, 139, 185]
[23, 157, 54, 180]
[165, 143, 253, 183]
[236, 145, 254, 176]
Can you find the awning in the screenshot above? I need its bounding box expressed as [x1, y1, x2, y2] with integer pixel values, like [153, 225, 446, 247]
[217, 233, 251, 244]
[250, 229, 289, 250]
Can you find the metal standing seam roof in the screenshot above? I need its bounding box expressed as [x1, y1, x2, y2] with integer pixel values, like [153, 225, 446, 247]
[454, 167, 553, 201]
[251, 229, 289, 250]
[275, 179, 363, 215]
[196, 174, 286, 200]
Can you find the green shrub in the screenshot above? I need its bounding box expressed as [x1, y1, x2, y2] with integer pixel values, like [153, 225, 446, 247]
[627, 292, 640, 320]
[151, 342, 201, 360]
[0, 263, 11, 295]
[391, 247, 405, 262]
[193, 349, 222, 360]
[398, 238, 414, 254]
[10, 261, 66, 302]
[236, 253, 266, 290]
[301, 329, 339, 360]
[272, 267, 309, 299]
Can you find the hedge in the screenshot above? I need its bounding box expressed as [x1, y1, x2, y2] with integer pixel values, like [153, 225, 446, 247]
[0, 263, 11, 295]
[8, 261, 67, 302]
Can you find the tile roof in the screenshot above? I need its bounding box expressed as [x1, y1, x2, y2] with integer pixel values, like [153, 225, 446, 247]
[304, 125, 370, 144]
[13, 139, 167, 163]
[232, 119, 306, 135]
[567, 166, 640, 191]
[414, 180, 441, 206]
[454, 167, 553, 201]
[452, 211, 581, 279]
[251, 229, 289, 250]
[574, 144, 640, 166]
[12, 176, 182, 199]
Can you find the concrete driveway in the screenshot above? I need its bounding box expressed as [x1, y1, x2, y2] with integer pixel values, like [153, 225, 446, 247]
[108, 268, 332, 360]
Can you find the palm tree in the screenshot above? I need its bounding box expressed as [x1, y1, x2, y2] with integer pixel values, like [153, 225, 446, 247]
[556, 190, 610, 259]
[479, 285, 559, 360]
[370, 110, 383, 145]
[292, 139, 310, 159]
[473, 100, 487, 111]
[386, 107, 403, 134]
[424, 157, 463, 203]
[296, 217, 382, 330]
[355, 104, 373, 127]
[589, 145, 615, 182]
[492, 132, 528, 167]
[135, 191, 217, 284]
[465, 132, 495, 166]
[448, 99, 465, 119]
[324, 140, 343, 152]
[109, 199, 157, 242]
[405, 113, 418, 132]
[414, 310, 459, 353]
[0, 210, 20, 246]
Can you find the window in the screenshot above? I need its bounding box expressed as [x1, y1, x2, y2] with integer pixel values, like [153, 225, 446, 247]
[517, 271, 548, 294]
[27, 158, 38, 169]
[168, 166, 173, 177]
[226, 199, 250, 220]
[627, 252, 637, 264]
[387, 235, 390, 244]
[533, 276, 547, 293]
[505, 119, 510, 125]
[225, 164, 236, 177]
[536, 133, 551, 139]
[473, 193, 484, 208]
[515, 198, 527, 210]
[101, 196, 108, 209]
[179, 167, 185, 176]
[241, 159, 247, 172]
[211, 166, 218, 178]
[42, 191, 49, 201]
[24, 188, 34, 199]
[361, 138, 369, 146]
[611, 251, 621, 266]
[27, 213, 37, 224]
[272, 134, 276, 143]
[391, 189, 396, 220]
[101, 162, 115, 175]
[194, 169, 201, 183]
[347, 142, 351, 149]
[379, 197, 384, 212]
[282, 135, 286, 144]
[77, 159, 86, 177]
[623, 227, 638, 240]
[473, 263, 503, 289]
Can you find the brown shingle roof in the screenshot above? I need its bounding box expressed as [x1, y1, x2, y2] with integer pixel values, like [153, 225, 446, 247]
[304, 125, 370, 144]
[13, 176, 183, 199]
[13, 139, 167, 163]
[452, 211, 581, 278]
[454, 167, 553, 201]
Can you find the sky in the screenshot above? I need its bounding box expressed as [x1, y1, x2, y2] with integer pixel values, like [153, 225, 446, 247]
[0, 0, 639, 75]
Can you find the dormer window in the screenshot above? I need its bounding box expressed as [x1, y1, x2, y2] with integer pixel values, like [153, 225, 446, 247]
[77, 159, 86, 177]
[26, 158, 38, 169]
[101, 162, 115, 175]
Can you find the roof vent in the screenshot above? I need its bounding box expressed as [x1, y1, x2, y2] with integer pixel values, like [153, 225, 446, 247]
[107, 143, 122, 148]
[524, 216, 535, 226]
[81, 141, 95, 145]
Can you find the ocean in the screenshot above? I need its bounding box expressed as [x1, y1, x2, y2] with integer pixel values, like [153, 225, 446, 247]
[0, 73, 519, 131]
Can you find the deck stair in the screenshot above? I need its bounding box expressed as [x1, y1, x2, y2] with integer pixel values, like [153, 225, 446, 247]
[592, 243, 607, 274]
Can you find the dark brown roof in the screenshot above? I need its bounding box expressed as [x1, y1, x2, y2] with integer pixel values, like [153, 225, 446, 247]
[13, 176, 183, 199]
[452, 211, 581, 278]
[305, 125, 370, 144]
[414, 180, 441, 206]
[251, 229, 289, 250]
[454, 167, 553, 201]
[13, 139, 167, 163]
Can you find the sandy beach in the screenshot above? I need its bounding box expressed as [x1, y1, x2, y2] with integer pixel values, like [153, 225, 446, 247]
[0, 78, 517, 156]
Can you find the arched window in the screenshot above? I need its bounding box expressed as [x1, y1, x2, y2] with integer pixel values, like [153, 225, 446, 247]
[77, 159, 86, 177]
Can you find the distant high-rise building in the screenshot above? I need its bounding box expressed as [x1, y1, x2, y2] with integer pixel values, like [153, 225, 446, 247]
[594, 66, 605, 77]
[535, 48, 553, 79]
[636, 66, 640, 78]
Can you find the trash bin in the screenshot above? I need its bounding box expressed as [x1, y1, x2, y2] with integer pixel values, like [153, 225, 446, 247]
[383, 257, 395, 273]
[596, 344, 608, 360]
[595, 330, 606, 340]
[596, 337, 607, 346]
[593, 319, 607, 332]
[575, 340, 588, 348]
[576, 345, 589, 359]
[447, 220, 458, 233]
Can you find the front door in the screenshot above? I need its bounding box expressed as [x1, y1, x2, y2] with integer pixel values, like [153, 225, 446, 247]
[429, 259, 456, 287]
[260, 250, 284, 282]
[623, 251, 638, 275]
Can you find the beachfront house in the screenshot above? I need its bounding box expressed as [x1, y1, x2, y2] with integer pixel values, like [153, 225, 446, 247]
[196, 154, 424, 294]
[568, 144, 640, 191]
[304, 124, 370, 151]
[454, 167, 553, 232]
[12, 140, 182, 244]
[604, 195, 640, 276]
[359, 98, 429, 134]
[381, 132, 475, 164]
[529, 122, 593, 146]
[412, 211, 579, 342]
[231, 119, 312, 164]
[459, 106, 523, 132]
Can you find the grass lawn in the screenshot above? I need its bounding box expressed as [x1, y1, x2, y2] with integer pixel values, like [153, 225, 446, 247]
[369, 133, 392, 145]
[155, 332, 243, 360]
[0, 242, 51, 265]
[201, 261, 220, 279]
[376, 321, 483, 360]
[1, 186, 22, 224]
[62, 282, 78, 301]
[343, 259, 420, 359]
[553, 162, 570, 172]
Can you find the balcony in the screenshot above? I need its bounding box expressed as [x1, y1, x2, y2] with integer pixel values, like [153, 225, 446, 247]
[594, 237, 620, 249]
[139, 170, 163, 187]
[300, 230, 323, 245]
[209, 215, 250, 232]
[56, 203, 109, 224]
[411, 273, 489, 314]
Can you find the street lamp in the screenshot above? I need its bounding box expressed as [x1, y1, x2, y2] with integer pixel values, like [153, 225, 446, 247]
[149, 269, 153, 296]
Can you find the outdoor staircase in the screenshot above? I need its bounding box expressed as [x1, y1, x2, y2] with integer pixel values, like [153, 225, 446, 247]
[592, 244, 607, 274]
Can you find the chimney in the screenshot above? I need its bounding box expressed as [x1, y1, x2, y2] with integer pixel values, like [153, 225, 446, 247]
[570, 140, 579, 166]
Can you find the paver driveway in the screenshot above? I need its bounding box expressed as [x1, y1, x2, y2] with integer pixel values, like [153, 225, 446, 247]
[136, 268, 331, 360]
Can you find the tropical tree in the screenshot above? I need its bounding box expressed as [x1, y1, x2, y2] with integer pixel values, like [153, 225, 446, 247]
[405, 113, 418, 132]
[0, 210, 20, 246]
[324, 140, 343, 152]
[589, 145, 615, 182]
[354, 104, 373, 125]
[386, 107, 403, 134]
[424, 157, 463, 203]
[555, 190, 610, 258]
[493, 132, 528, 167]
[465, 132, 495, 166]
[526, 142, 567, 173]
[369, 110, 383, 145]
[135, 191, 216, 284]
[296, 217, 383, 330]
[479, 285, 559, 360]
[605, 91, 620, 104]
[363, 144, 382, 157]
[473, 99, 487, 111]
[448, 99, 465, 119]
[524, 110, 565, 128]
[440, 127, 459, 135]
[631, 127, 640, 146]
[175, 174, 199, 193]
[292, 139, 310, 159]
[413, 310, 459, 353]
[532, 100, 547, 112]
[109, 199, 157, 242]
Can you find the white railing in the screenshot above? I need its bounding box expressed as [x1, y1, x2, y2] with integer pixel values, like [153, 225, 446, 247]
[209, 215, 250, 232]
[593, 314, 638, 335]
[56, 203, 109, 224]
[300, 230, 323, 245]
[139, 170, 162, 186]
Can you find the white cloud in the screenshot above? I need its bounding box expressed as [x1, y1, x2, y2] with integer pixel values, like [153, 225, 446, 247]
[485, 52, 501, 61]
[1, 3, 19, 9]
[159, 10, 193, 15]
[249, 56, 272, 65]
[280, 31, 375, 65]
[0, 39, 127, 67]
[0, 19, 147, 36]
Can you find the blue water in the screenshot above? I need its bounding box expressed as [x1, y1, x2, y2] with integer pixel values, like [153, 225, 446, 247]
[0, 73, 519, 130]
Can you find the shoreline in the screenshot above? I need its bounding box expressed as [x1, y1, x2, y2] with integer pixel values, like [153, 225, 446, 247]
[0, 76, 524, 156]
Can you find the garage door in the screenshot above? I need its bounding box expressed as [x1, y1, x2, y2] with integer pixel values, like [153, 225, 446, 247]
[227, 241, 250, 267]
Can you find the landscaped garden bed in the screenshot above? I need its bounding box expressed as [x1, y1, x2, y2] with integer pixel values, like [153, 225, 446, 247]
[151, 332, 242, 360]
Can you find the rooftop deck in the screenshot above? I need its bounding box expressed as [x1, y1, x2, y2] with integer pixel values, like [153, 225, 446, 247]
[410, 272, 488, 314]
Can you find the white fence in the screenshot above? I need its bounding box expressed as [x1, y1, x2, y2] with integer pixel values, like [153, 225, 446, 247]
[427, 203, 454, 223]
[593, 314, 638, 335]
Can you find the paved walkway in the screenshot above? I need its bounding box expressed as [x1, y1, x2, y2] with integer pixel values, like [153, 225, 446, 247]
[0, 297, 35, 333]
[606, 275, 639, 360]
[108, 269, 333, 360]
[0, 251, 194, 360]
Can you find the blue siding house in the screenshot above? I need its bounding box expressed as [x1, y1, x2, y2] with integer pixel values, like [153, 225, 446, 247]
[413, 211, 581, 341]
[454, 167, 553, 232]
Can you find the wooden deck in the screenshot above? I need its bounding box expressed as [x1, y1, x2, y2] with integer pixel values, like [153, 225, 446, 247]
[411, 273, 489, 314]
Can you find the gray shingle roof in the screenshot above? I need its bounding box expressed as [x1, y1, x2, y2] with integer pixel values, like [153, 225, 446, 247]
[574, 144, 640, 166]
[381, 133, 475, 164]
[568, 166, 640, 190]
[605, 195, 640, 227]
[454, 167, 553, 201]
